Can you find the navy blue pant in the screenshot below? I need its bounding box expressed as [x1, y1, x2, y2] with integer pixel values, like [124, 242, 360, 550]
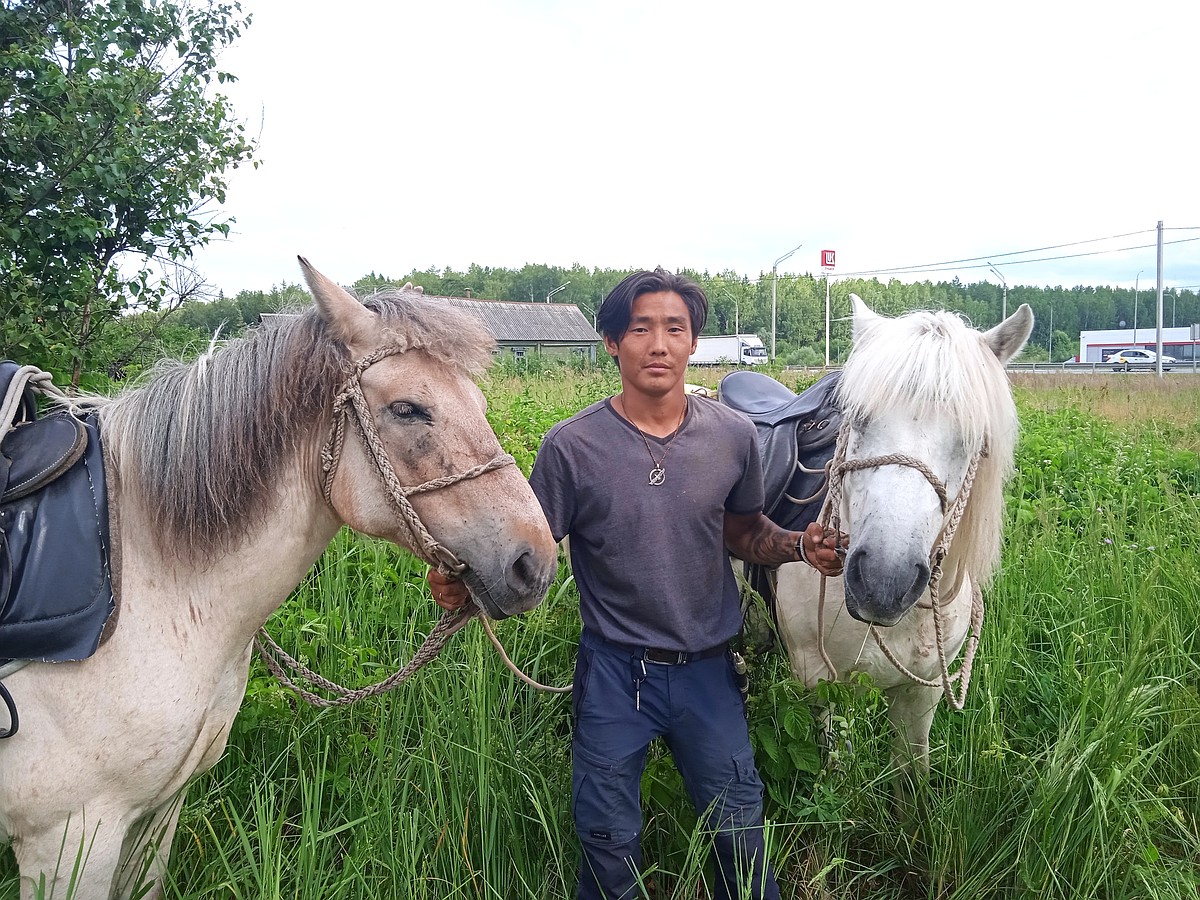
[572, 631, 779, 900]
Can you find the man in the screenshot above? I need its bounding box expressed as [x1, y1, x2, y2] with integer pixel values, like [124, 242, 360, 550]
[430, 268, 844, 899]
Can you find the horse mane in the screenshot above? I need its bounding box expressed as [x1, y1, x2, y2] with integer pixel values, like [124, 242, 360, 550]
[836, 309, 1019, 588]
[92, 289, 496, 561]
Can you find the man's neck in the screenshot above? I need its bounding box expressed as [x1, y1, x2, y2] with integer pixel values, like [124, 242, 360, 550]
[614, 388, 687, 438]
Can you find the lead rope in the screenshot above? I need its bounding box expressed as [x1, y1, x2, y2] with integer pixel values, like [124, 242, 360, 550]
[813, 429, 986, 710]
[478, 616, 573, 694]
[254, 605, 477, 707]
[0, 364, 83, 443]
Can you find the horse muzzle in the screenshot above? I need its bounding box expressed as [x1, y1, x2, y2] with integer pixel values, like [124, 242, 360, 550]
[459, 538, 556, 620]
[842, 546, 930, 627]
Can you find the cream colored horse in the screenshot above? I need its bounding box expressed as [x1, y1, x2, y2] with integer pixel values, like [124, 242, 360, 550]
[0, 259, 556, 899]
[775, 295, 1032, 777]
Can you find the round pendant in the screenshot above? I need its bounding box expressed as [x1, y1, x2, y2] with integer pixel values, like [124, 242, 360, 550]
[648, 467, 665, 486]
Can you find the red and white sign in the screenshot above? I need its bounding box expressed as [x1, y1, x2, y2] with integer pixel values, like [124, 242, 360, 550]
[821, 249, 836, 270]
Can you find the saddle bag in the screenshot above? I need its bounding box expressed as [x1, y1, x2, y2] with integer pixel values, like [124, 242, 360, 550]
[0, 361, 114, 666]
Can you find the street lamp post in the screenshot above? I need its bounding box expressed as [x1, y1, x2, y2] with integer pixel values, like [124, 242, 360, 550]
[987, 262, 1007, 323]
[546, 281, 570, 303]
[1133, 270, 1143, 346]
[771, 243, 802, 361]
[1048, 300, 1054, 361]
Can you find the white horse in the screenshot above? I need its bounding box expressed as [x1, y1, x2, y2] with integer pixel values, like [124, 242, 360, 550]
[774, 295, 1032, 778]
[0, 259, 557, 899]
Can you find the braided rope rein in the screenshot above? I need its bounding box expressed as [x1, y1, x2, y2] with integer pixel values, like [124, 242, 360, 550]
[813, 426, 986, 711]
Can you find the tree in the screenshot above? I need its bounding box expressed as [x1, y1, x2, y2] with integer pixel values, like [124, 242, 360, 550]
[0, 0, 257, 386]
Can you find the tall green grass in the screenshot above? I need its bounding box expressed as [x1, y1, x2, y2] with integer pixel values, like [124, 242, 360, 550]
[2, 371, 1196, 899]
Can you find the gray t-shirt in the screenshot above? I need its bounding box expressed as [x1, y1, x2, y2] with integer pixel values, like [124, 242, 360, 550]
[529, 396, 764, 652]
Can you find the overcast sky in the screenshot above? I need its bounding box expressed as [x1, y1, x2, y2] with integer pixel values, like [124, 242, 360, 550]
[189, 0, 1200, 298]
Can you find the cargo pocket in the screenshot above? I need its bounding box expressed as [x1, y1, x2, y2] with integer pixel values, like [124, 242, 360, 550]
[572, 740, 643, 846]
[721, 740, 766, 830]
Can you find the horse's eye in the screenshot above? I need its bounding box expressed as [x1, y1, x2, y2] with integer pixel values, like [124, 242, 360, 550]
[388, 401, 428, 421]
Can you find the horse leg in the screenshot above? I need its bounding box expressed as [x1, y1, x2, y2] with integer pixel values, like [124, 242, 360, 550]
[884, 683, 940, 806]
[12, 811, 131, 900]
[112, 790, 188, 900]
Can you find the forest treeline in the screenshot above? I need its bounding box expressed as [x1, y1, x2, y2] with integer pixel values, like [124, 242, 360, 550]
[68, 263, 1198, 388]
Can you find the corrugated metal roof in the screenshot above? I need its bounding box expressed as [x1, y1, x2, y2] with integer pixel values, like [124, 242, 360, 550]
[434, 297, 600, 343]
[261, 295, 600, 344]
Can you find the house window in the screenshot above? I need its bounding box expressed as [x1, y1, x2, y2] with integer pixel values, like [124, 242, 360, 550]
[511, 347, 528, 359]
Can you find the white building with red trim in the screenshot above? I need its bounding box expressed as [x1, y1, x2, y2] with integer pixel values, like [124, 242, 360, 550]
[1076, 325, 1200, 363]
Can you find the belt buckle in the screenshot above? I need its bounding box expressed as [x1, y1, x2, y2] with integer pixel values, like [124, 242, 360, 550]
[644, 648, 688, 665]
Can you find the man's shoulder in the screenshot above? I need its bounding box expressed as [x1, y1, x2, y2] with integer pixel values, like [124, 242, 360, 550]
[543, 399, 611, 446]
[691, 396, 756, 436]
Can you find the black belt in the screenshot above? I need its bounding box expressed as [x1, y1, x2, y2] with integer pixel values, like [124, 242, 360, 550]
[639, 642, 728, 665]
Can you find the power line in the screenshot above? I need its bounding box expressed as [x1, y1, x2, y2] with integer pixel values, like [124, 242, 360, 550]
[830, 229, 1152, 278]
[835, 235, 1200, 281]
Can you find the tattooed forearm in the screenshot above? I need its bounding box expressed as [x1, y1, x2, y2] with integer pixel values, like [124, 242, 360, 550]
[741, 523, 800, 566]
[724, 511, 800, 566]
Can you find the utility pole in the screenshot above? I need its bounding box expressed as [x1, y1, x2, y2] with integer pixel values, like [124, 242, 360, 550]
[1156, 221, 1164, 377]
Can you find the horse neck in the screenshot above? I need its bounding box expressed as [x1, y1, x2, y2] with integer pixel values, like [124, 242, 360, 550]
[109, 453, 341, 656]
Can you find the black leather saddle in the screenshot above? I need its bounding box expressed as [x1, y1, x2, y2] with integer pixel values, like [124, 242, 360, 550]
[719, 369, 843, 534]
[720, 370, 843, 646]
[0, 361, 114, 738]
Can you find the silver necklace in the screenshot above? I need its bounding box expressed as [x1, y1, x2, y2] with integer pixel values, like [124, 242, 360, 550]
[620, 397, 687, 486]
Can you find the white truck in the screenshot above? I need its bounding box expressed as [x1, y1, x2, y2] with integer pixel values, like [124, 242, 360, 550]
[689, 334, 768, 366]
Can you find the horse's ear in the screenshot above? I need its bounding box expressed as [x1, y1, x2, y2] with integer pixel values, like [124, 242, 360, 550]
[401, 281, 425, 294]
[849, 293, 885, 340]
[982, 303, 1034, 364]
[297, 256, 378, 351]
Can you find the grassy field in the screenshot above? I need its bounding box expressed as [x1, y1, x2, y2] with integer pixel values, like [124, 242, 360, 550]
[3, 368, 1197, 899]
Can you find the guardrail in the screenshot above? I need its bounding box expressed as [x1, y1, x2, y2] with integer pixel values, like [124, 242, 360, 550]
[781, 362, 1200, 375]
[1011, 361, 1200, 374]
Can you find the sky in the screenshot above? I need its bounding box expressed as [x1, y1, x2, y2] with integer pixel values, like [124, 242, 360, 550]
[189, 0, 1200, 299]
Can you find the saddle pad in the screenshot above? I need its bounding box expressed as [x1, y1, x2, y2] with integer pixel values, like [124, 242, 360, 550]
[0, 414, 114, 663]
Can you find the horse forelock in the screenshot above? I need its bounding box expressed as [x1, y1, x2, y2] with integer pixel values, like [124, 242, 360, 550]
[359, 289, 496, 376]
[97, 293, 495, 562]
[838, 308, 1018, 586]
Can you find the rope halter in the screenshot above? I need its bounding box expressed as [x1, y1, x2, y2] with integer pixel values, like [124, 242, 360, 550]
[318, 346, 515, 578]
[816, 424, 988, 710]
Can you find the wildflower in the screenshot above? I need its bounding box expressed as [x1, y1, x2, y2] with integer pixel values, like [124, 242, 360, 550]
[1102, 538, 1113, 545]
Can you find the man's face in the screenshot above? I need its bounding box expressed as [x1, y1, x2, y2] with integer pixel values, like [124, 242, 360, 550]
[603, 290, 697, 399]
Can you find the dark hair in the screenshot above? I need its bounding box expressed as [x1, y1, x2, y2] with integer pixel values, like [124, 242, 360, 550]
[596, 268, 708, 343]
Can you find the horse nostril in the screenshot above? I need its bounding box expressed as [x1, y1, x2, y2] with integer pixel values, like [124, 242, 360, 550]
[507, 546, 541, 593]
[913, 561, 930, 593]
